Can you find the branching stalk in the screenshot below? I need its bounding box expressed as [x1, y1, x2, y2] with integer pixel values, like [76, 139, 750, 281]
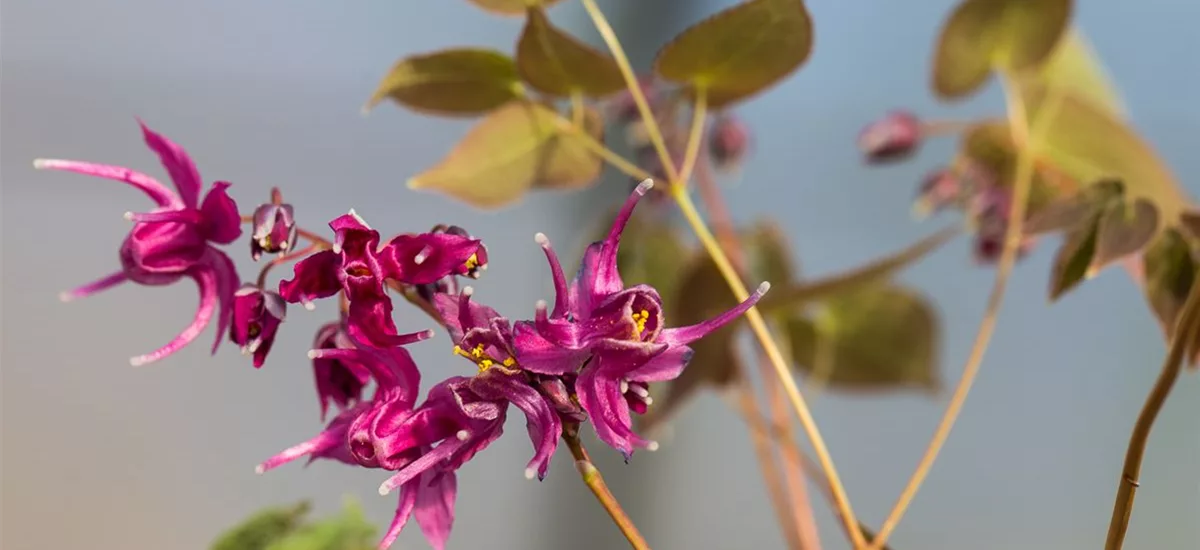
[563, 427, 651, 550]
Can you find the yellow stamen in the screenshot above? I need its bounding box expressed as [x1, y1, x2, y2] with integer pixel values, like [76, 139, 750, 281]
[478, 359, 494, 371]
[503, 357, 516, 367]
[471, 344, 484, 358]
[464, 253, 480, 271]
[631, 309, 650, 337]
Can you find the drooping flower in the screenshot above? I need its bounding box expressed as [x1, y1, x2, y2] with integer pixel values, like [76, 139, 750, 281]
[859, 110, 922, 163]
[250, 198, 297, 261]
[277, 211, 485, 348]
[513, 180, 769, 457]
[311, 319, 372, 420]
[969, 185, 1035, 264]
[230, 284, 287, 368]
[36, 120, 241, 366]
[708, 114, 750, 171]
[410, 224, 487, 305]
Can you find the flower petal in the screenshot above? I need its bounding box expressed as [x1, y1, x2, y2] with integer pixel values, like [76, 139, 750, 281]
[476, 372, 561, 480]
[34, 159, 180, 208]
[385, 233, 483, 285]
[575, 366, 636, 457]
[591, 180, 651, 299]
[138, 119, 203, 208]
[278, 250, 342, 305]
[432, 289, 502, 343]
[255, 404, 365, 474]
[378, 437, 469, 495]
[659, 282, 769, 346]
[625, 344, 693, 382]
[378, 479, 420, 550]
[128, 260, 221, 366]
[59, 271, 127, 303]
[534, 233, 573, 319]
[205, 248, 240, 355]
[347, 296, 433, 349]
[414, 472, 457, 550]
[199, 181, 243, 244]
[512, 321, 590, 375]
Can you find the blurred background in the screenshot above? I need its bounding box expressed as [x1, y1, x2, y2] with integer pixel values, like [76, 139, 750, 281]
[2, 0, 1198, 549]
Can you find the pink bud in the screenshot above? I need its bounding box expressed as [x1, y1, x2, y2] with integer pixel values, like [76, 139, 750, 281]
[708, 115, 750, 171]
[859, 110, 922, 163]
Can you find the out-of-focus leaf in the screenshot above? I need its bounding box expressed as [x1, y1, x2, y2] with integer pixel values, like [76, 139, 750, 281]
[517, 8, 625, 97]
[466, 0, 564, 16]
[956, 121, 1058, 209]
[1023, 85, 1188, 228]
[211, 501, 312, 550]
[1178, 210, 1200, 242]
[786, 285, 940, 391]
[364, 48, 521, 116]
[653, 0, 813, 108]
[1024, 178, 1124, 235]
[265, 499, 376, 550]
[744, 220, 798, 289]
[1030, 29, 1125, 117]
[932, 0, 1073, 100]
[1142, 228, 1196, 338]
[760, 227, 957, 312]
[409, 101, 603, 208]
[1048, 219, 1099, 301]
[610, 205, 692, 303]
[1089, 199, 1158, 276]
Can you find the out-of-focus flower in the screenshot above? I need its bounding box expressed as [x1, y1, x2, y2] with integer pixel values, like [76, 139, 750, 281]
[36, 120, 241, 366]
[708, 114, 750, 171]
[513, 180, 768, 457]
[859, 110, 922, 164]
[250, 200, 297, 261]
[230, 284, 287, 368]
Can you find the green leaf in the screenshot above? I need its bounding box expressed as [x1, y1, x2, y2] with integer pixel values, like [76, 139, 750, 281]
[932, 0, 1073, 100]
[760, 227, 957, 312]
[1142, 228, 1197, 338]
[1031, 29, 1126, 117]
[654, 0, 813, 108]
[956, 121, 1059, 210]
[1023, 178, 1123, 236]
[1179, 210, 1200, 242]
[210, 501, 312, 550]
[517, 8, 625, 97]
[1024, 85, 1188, 229]
[364, 48, 521, 116]
[1048, 218, 1099, 301]
[265, 499, 376, 550]
[466, 0, 564, 16]
[1088, 198, 1158, 276]
[786, 285, 940, 392]
[408, 101, 604, 208]
[744, 220, 798, 287]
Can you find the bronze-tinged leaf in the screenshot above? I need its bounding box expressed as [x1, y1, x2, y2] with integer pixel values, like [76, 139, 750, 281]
[1142, 228, 1196, 338]
[466, 0, 564, 16]
[517, 8, 625, 97]
[932, 0, 1073, 100]
[785, 285, 940, 392]
[744, 220, 798, 287]
[653, 0, 813, 108]
[1180, 210, 1200, 242]
[364, 48, 521, 116]
[408, 101, 603, 208]
[1023, 178, 1123, 236]
[1048, 218, 1099, 301]
[1088, 199, 1159, 276]
[1030, 29, 1126, 117]
[761, 227, 957, 312]
[1024, 85, 1189, 228]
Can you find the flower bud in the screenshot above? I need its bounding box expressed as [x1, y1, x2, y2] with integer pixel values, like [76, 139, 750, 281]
[230, 284, 287, 368]
[708, 115, 750, 171]
[250, 202, 297, 261]
[535, 374, 587, 423]
[858, 110, 922, 163]
[913, 168, 963, 218]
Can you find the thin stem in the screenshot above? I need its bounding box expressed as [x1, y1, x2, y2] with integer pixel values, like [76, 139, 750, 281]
[678, 89, 707, 187]
[552, 113, 654, 181]
[571, 90, 586, 126]
[869, 72, 1047, 549]
[579, 0, 679, 185]
[730, 381, 805, 550]
[562, 426, 651, 550]
[578, 1, 863, 544]
[256, 243, 323, 288]
[1105, 274, 1200, 549]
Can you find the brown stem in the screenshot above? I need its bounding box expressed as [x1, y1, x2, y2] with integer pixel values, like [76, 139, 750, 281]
[239, 214, 333, 248]
[729, 380, 805, 550]
[256, 243, 323, 288]
[693, 138, 822, 550]
[1104, 273, 1200, 550]
[562, 426, 651, 550]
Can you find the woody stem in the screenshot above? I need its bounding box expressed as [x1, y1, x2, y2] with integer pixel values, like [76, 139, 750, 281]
[562, 425, 651, 550]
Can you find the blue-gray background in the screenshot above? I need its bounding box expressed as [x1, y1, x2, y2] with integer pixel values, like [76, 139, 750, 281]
[2, 1, 1198, 549]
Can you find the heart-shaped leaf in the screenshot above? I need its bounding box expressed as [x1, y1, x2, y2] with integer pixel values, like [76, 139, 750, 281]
[1088, 198, 1159, 276]
[744, 219, 798, 288]
[1048, 218, 1099, 301]
[364, 48, 522, 116]
[1142, 228, 1196, 338]
[932, 0, 1073, 100]
[1024, 178, 1124, 236]
[786, 285, 940, 392]
[761, 227, 957, 312]
[211, 501, 312, 550]
[654, 0, 813, 108]
[466, 0, 564, 16]
[517, 7, 625, 97]
[409, 101, 604, 208]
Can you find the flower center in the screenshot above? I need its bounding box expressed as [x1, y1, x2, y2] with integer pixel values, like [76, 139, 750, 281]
[345, 265, 372, 278]
[464, 253, 480, 271]
[631, 309, 650, 339]
[452, 343, 515, 373]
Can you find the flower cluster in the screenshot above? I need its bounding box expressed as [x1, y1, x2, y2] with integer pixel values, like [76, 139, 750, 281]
[39, 124, 769, 550]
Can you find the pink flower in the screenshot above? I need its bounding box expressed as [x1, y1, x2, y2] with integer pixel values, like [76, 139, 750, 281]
[229, 284, 287, 368]
[36, 120, 241, 366]
[859, 110, 922, 163]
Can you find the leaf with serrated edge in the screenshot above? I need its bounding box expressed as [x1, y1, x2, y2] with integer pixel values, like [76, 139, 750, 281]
[517, 8, 625, 97]
[1049, 219, 1099, 301]
[761, 227, 957, 312]
[932, 0, 1072, 100]
[409, 102, 602, 208]
[1142, 229, 1196, 339]
[365, 48, 521, 116]
[1089, 199, 1158, 276]
[467, 0, 564, 16]
[654, 0, 813, 108]
[786, 285, 940, 392]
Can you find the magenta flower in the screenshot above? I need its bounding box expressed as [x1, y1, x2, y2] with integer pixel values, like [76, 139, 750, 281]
[859, 110, 922, 164]
[229, 284, 287, 368]
[36, 120, 241, 366]
[708, 114, 751, 171]
[513, 180, 769, 457]
[278, 211, 484, 348]
[250, 201, 297, 261]
[311, 320, 373, 420]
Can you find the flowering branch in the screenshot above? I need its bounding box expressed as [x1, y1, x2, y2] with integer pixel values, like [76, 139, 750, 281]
[562, 425, 651, 550]
[1105, 273, 1200, 549]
